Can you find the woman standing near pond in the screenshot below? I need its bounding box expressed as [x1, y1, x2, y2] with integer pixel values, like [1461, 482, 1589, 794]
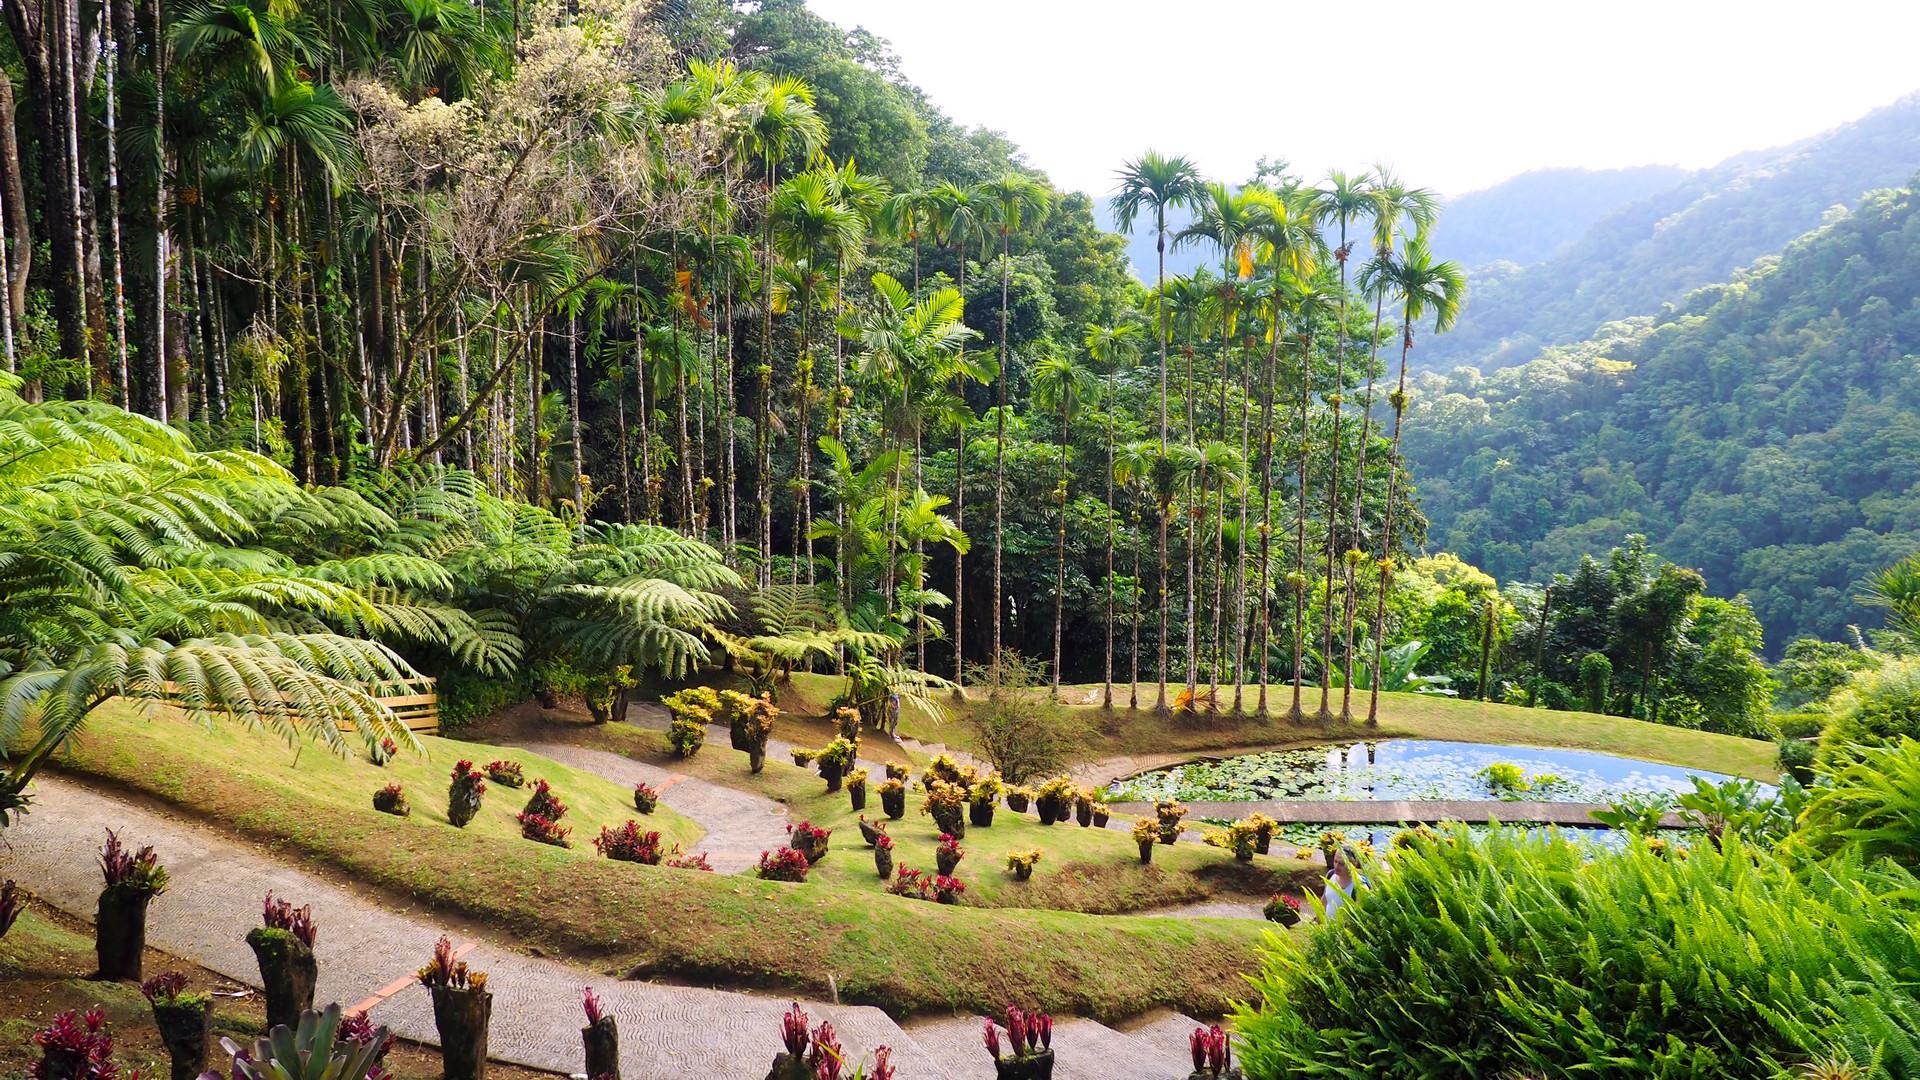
[1322, 848, 1363, 917]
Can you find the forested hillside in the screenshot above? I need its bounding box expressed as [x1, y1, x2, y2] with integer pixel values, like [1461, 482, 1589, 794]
[1409, 180, 1920, 651]
[1422, 94, 1920, 369]
[1429, 165, 1686, 270]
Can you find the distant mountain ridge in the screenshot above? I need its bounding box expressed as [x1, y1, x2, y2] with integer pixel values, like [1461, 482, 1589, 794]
[1431, 165, 1689, 270]
[1423, 93, 1920, 369]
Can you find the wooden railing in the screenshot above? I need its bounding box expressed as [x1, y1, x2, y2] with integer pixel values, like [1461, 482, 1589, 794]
[154, 677, 439, 736]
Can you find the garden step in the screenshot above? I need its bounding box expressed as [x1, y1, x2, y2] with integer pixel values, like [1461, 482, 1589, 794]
[1116, 1009, 1221, 1064]
[900, 1013, 1195, 1079]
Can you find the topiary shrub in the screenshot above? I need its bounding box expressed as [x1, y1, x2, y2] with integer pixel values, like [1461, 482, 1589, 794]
[1232, 828, 1920, 1077]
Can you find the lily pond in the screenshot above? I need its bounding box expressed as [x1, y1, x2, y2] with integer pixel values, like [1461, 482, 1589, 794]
[1107, 739, 1751, 805]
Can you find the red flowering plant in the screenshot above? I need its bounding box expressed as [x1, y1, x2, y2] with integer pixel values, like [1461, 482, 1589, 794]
[261, 891, 318, 949]
[484, 761, 525, 788]
[447, 761, 486, 827]
[982, 1005, 1054, 1067]
[756, 847, 811, 882]
[930, 874, 966, 905]
[373, 783, 409, 816]
[99, 829, 168, 897]
[337, 1010, 396, 1062]
[518, 812, 571, 847]
[886, 865, 928, 898]
[1188, 1023, 1237, 1077]
[1263, 892, 1304, 927]
[28, 1008, 120, 1080]
[632, 782, 660, 814]
[593, 822, 662, 864]
[583, 987, 607, 1025]
[935, 833, 964, 875]
[523, 779, 567, 819]
[663, 846, 713, 871]
[786, 820, 832, 864]
[767, 1003, 892, 1080]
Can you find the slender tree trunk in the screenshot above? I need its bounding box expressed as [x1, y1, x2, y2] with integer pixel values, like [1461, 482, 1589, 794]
[1318, 235, 1351, 722]
[951, 242, 968, 686]
[794, 279, 812, 584]
[1256, 328, 1279, 716]
[1051, 401, 1067, 698]
[1102, 365, 1116, 711]
[0, 68, 30, 338]
[1232, 334, 1252, 712]
[991, 231, 1009, 668]
[101, 6, 130, 407]
[1366, 306, 1416, 726]
[1153, 208, 1170, 714]
[1291, 329, 1312, 722]
[1340, 281, 1389, 717]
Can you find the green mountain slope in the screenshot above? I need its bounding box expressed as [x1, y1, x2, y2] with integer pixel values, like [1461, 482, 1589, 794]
[1424, 94, 1920, 370]
[1433, 165, 1688, 270]
[1407, 181, 1920, 651]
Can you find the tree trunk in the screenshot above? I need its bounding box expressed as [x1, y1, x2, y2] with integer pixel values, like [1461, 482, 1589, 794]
[1366, 309, 1416, 726]
[1340, 283, 1390, 719]
[992, 232, 1009, 668]
[1318, 235, 1351, 723]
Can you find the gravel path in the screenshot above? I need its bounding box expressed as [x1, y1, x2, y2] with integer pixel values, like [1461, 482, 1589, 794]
[2, 775, 944, 1077]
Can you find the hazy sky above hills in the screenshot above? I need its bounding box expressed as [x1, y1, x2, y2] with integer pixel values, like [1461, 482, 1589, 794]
[806, 0, 1920, 199]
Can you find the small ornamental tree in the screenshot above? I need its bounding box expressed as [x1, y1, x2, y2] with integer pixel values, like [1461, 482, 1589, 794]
[448, 761, 487, 827]
[96, 829, 168, 981]
[248, 892, 319, 1029]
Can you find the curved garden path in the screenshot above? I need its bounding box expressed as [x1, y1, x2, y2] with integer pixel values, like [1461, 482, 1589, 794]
[3, 775, 947, 1077]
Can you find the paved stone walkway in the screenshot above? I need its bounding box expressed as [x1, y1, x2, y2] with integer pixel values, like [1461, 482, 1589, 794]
[3, 776, 945, 1077]
[903, 1013, 1195, 1080]
[500, 741, 792, 874]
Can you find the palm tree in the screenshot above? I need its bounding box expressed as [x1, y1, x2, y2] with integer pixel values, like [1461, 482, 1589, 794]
[1246, 188, 1323, 715]
[1033, 352, 1099, 697]
[1338, 169, 1437, 715]
[1363, 237, 1465, 725]
[1308, 169, 1374, 722]
[743, 73, 826, 585]
[927, 180, 983, 684]
[1109, 151, 1202, 712]
[1284, 273, 1335, 721]
[1084, 319, 1142, 709]
[1175, 182, 1260, 708]
[979, 172, 1052, 674]
[1161, 271, 1214, 694]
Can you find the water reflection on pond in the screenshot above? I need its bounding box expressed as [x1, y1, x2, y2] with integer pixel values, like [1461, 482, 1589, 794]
[1108, 739, 1752, 805]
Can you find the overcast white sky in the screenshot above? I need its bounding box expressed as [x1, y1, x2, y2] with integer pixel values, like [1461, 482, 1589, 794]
[805, 0, 1920, 199]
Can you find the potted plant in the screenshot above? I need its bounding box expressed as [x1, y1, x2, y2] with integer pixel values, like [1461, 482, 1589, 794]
[1155, 800, 1189, 845]
[1246, 813, 1276, 855]
[878, 777, 907, 819]
[517, 780, 572, 847]
[1187, 1023, 1241, 1079]
[969, 777, 1002, 828]
[791, 747, 817, 769]
[142, 972, 211, 1080]
[1073, 789, 1095, 827]
[833, 705, 864, 742]
[1005, 849, 1041, 883]
[372, 783, 409, 817]
[766, 1002, 895, 1080]
[447, 760, 487, 828]
[1263, 892, 1304, 928]
[95, 829, 167, 981]
[30, 1009, 118, 1080]
[580, 987, 618, 1080]
[931, 874, 966, 905]
[756, 847, 811, 883]
[857, 816, 888, 847]
[1034, 777, 1074, 825]
[927, 754, 965, 787]
[418, 937, 490, 1080]
[884, 762, 911, 782]
[663, 687, 718, 758]
[719, 688, 756, 751]
[370, 737, 398, 767]
[982, 1006, 1054, 1079]
[935, 833, 965, 876]
[847, 767, 870, 811]
[484, 760, 525, 788]
[1132, 818, 1158, 864]
[724, 690, 779, 772]
[922, 779, 967, 837]
[247, 892, 318, 1029]
[787, 821, 831, 865]
[632, 782, 659, 814]
[1226, 820, 1261, 862]
[873, 833, 895, 879]
[592, 822, 663, 865]
[816, 738, 857, 793]
[1004, 785, 1033, 814]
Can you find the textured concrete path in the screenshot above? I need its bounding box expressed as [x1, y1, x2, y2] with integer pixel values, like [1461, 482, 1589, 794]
[500, 740, 792, 874]
[2, 776, 945, 1077]
[903, 1013, 1197, 1080]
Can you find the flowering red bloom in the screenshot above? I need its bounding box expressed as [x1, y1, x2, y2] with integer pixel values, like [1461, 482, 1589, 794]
[874, 833, 894, 851]
[582, 986, 606, 1025]
[756, 847, 811, 882]
[1006, 1006, 1026, 1054]
[28, 1008, 118, 1080]
[139, 971, 189, 1004]
[261, 891, 317, 948]
[780, 1003, 810, 1056]
[808, 1021, 843, 1079]
[982, 1019, 1002, 1060]
[936, 833, 964, 858]
[870, 1046, 894, 1080]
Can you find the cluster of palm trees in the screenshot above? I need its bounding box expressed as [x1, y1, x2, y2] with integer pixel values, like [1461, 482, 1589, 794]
[1102, 153, 1464, 723]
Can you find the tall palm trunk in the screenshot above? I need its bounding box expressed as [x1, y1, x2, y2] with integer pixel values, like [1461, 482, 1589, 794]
[991, 229, 1010, 668]
[1290, 327, 1312, 722]
[1367, 306, 1416, 725]
[1317, 237, 1351, 722]
[794, 275, 813, 585]
[1184, 341, 1200, 698]
[1052, 397, 1068, 698]
[1340, 278, 1389, 716]
[1256, 325, 1280, 715]
[951, 243, 968, 686]
[758, 163, 777, 586]
[1153, 208, 1171, 714]
[1232, 333, 1252, 712]
[101, 7, 129, 407]
[1102, 364, 1116, 710]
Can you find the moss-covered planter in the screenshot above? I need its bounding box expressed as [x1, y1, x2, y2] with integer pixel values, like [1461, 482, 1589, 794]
[95, 887, 154, 981]
[930, 807, 965, 839]
[1075, 802, 1094, 828]
[1005, 792, 1030, 813]
[874, 845, 893, 880]
[749, 746, 767, 774]
[880, 787, 906, 819]
[1138, 840, 1154, 864]
[582, 1014, 619, 1080]
[969, 800, 995, 828]
[246, 927, 317, 1030]
[819, 763, 844, 793]
[431, 985, 492, 1080]
[1035, 796, 1064, 825]
[936, 849, 962, 876]
[1092, 809, 1110, 829]
[848, 781, 867, 812]
[857, 818, 887, 847]
[150, 998, 211, 1080]
[993, 1049, 1055, 1078]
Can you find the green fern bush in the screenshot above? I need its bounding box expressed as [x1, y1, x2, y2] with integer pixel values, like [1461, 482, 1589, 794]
[1232, 829, 1920, 1078]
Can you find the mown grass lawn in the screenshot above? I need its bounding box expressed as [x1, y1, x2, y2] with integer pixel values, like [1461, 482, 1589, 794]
[27, 704, 1275, 1020]
[859, 674, 1781, 783]
[548, 719, 1318, 914]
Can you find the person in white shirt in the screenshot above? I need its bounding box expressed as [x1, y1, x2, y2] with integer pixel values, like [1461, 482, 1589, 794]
[1322, 847, 1361, 918]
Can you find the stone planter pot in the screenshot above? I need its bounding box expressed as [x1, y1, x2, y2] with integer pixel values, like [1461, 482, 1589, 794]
[1092, 810, 1110, 829]
[936, 849, 962, 876]
[1012, 864, 1034, 883]
[881, 788, 906, 819]
[874, 846, 894, 880]
[848, 782, 867, 812]
[1322, 848, 1336, 871]
[993, 1049, 1055, 1079]
[1075, 803, 1094, 828]
[1035, 797, 1063, 825]
[820, 763, 844, 793]
[1158, 824, 1181, 845]
[729, 718, 750, 752]
[449, 789, 482, 829]
[766, 1052, 813, 1080]
[246, 929, 318, 1031]
[1005, 792, 1030, 813]
[792, 833, 829, 865]
[931, 808, 965, 839]
[95, 888, 154, 981]
[430, 985, 492, 1080]
[790, 750, 812, 768]
[151, 1000, 211, 1080]
[582, 1014, 619, 1080]
[1254, 829, 1273, 856]
[1234, 846, 1255, 863]
[969, 800, 995, 828]
[1138, 840, 1155, 865]
[857, 818, 887, 847]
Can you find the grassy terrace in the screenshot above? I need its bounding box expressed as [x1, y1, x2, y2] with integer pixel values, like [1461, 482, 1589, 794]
[504, 715, 1318, 914]
[860, 675, 1782, 783]
[28, 705, 1277, 1020]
